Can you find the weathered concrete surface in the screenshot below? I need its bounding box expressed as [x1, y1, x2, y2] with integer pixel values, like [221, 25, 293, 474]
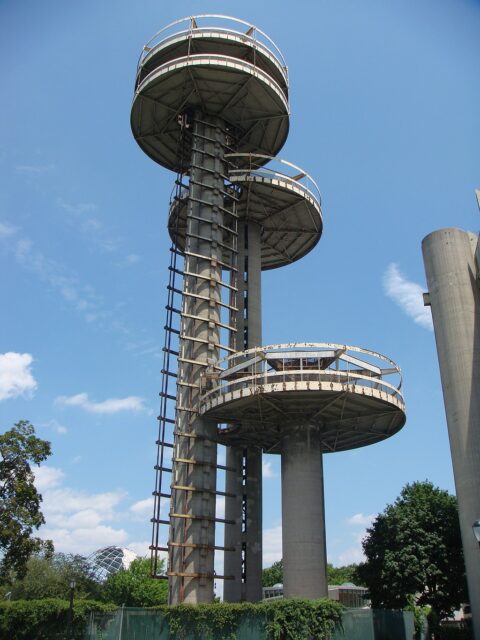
[423, 228, 480, 640]
[281, 426, 328, 598]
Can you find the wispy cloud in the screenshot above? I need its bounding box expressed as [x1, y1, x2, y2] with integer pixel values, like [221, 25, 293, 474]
[39, 419, 68, 435]
[55, 392, 150, 415]
[0, 352, 37, 402]
[16, 163, 55, 174]
[383, 263, 433, 331]
[13, 237, 105, 323]
[0, 221, 18, 239]
[262, 460, 277, 478]
[57, 198, 121, 253]
[346, 513, 375, 527]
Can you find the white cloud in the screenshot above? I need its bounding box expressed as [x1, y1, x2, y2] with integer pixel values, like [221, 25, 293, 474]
[0, 352, 37, 401]
[35, 465, 130, 555]
[337, 545, 365, 566]
[263, 524, 283, 565]
[262, 460, 276, 478]
[0, 221, 18, 239]
[41, 525, 128, 556]
[34, 466, 65, 492]
[127, 541, 151, 558]
[55, 392, 149, 414]
[39, 419, 68, 435]
[383, 263, 433, 330]
[346, 513, 376, 527]
[43, 487, 126, 517]
[130, 497, 154, 515]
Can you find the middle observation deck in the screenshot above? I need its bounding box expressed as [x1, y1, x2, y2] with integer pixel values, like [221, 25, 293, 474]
[199, 343, 406, 453]
[169, 155, 323, 270]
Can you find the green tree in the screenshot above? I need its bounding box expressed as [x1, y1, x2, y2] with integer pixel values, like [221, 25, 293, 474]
[327, 563, 363, 586]
[0, 421, 53, 580]
[357, 480, 468, 619]
[6, 552, 103, 601]
[262, 560, 284, 587]
[103, 557, 167, 606]
[262, 560, 364, 587]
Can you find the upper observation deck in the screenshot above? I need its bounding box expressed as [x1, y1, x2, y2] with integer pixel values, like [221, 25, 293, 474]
[131, 16, 290, 172]
[168, 155, 322, 269]
[198, 343, 406, 453]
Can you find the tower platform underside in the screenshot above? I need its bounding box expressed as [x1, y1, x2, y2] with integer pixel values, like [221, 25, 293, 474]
[131, 55, 289, 172]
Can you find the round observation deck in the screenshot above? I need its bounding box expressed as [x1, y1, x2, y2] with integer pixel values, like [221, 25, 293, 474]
[168, 155, 322, 270]
[131, 16, 290, 172]
[199, 343, 406, 453]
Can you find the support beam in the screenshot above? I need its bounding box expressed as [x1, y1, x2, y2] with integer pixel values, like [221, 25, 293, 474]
[224, 220, 263, 602]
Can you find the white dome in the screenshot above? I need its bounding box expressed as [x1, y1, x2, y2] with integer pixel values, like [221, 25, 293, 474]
[87, 546, 138, 581]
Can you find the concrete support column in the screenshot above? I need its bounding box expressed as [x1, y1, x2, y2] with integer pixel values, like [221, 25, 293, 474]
[281, 427, 327, 599]
[169, 113, 226, 604]
[224, 220, 263, 602]
[423, 228, 480, 640]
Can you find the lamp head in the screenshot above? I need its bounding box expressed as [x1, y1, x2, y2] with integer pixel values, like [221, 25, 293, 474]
[472, 520, 480, 544]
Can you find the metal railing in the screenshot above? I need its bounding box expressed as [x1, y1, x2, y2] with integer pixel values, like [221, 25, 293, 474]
[226, 154, 322, 210]
[136, 15, 288, 89]
[199, 343, 404, 409]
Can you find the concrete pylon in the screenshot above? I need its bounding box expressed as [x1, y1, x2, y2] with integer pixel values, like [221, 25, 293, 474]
[423, 228, 480, 640]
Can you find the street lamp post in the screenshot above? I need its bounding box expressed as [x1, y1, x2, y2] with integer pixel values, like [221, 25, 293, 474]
[68, 579, 76, 638]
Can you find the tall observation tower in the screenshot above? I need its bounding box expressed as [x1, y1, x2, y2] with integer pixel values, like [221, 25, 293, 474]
[130, 15, 406, 605]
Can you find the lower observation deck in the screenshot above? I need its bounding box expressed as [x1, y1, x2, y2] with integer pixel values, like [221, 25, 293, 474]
[199, 343, 406, 453]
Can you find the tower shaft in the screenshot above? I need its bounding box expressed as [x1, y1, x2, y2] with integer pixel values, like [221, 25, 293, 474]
[169, 113, 231, 603]
[423, 229, 480, 640]
[281, 427, 328, 598]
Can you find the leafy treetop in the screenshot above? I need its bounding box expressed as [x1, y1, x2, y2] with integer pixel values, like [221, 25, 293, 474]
[0, 421, 53, 580]
[103, 557, 168, 606]
[357, 480, 468, 619]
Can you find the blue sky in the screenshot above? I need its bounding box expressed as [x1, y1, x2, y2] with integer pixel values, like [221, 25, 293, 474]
[1, 0, 479, 584]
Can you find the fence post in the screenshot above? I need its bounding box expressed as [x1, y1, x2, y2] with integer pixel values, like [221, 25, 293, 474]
[118, 605, 125, 640]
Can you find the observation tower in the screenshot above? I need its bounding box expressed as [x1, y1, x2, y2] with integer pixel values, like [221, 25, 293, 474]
[130, 15, 406, 605]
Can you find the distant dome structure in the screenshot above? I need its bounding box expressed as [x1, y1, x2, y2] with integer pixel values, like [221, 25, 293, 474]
[87, 546, 138, 581]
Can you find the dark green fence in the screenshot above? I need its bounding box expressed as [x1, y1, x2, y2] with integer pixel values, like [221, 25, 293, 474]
[85, 607, 414, 640]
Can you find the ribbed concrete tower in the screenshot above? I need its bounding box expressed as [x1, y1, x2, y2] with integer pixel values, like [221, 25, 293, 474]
[130, 15, 406, 605]
[423, 229, 480, 640]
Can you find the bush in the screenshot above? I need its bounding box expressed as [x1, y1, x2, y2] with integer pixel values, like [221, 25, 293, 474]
[159, 598, 343, 640]
[0, 598, 114, 640]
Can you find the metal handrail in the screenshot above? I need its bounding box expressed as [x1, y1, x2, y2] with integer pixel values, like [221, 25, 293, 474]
[134, 53, 289, 113]
[136, 15, 288, 86]
[225, 154, 322, 207]
[200, 367, 405, 409]
[199, 342, 404, 406]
